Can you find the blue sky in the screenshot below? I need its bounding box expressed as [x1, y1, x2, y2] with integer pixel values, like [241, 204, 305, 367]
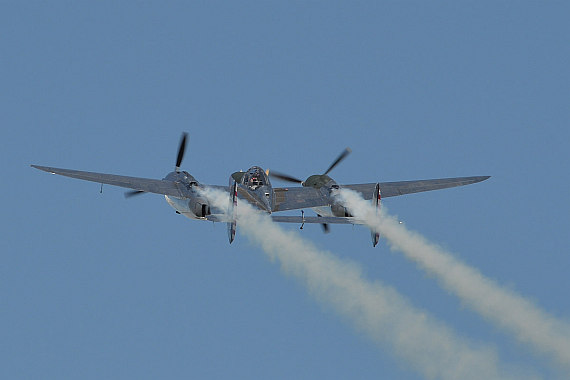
[2, 2, 569, 379]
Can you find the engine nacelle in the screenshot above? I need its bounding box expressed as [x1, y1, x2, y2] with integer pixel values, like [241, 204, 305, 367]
[331, 204, 353, 217]
[190, 199, 211, 218]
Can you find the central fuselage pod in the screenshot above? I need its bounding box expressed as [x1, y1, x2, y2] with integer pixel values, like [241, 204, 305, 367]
[231, 166, 274, 213]
[163, 170, 211, 219]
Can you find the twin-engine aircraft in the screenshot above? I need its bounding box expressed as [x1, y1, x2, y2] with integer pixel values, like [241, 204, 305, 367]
[32, 133, 489, 246]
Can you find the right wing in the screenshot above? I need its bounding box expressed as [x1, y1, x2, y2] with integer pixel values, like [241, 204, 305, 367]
[271, 176, 490, 211]
[344, 176, 490, 199]
[32, 165, 189, 198]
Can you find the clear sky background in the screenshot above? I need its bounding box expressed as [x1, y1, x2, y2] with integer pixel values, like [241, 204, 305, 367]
[2, 2, 569, 379]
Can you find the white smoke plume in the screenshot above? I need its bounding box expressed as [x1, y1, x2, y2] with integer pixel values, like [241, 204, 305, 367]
[337, 188, 570, 371]
[201, 187, 535, 380]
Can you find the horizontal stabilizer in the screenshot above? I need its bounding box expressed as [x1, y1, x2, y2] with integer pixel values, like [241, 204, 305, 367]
[271, 215, 362, 225]
[206, 215, 362, 225]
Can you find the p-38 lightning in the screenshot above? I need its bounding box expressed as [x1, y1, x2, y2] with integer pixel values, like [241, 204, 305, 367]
[32, 133, 489, 246]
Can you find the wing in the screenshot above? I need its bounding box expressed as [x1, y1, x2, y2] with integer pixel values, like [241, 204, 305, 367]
[344, 176, 490, 199]
[32, 165, 188, 198]
[272, 187, 329, 212]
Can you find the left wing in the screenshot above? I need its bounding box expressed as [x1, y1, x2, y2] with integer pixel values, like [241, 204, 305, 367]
[32, 165, 190, 198]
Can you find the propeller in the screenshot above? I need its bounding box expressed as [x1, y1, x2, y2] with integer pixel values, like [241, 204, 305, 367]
[125, 132, 188, 198]
[124, 190, 145, 198]
[317, 214, 330, 234]
[175, 132, 188, 171]
[268, 171, 304, 184]
[324, 147, 352, 175]
[268, 147, 352, 184]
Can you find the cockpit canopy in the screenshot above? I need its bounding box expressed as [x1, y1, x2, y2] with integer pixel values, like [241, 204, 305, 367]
[242, 166, 269, 190]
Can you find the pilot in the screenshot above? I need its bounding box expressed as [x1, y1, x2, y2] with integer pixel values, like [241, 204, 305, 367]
[250, 176, 259, 188]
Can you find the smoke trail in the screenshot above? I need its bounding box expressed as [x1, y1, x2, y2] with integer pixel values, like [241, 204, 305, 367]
[337, 188, 570, 370]
[202, 188, 533, 380]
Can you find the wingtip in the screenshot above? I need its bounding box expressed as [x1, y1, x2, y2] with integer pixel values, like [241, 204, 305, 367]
[31, 165, 57, 175]
[473, 175, 491, 184]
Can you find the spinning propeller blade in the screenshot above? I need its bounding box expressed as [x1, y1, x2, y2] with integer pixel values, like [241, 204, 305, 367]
[124, 190, 146, 198]
[268, 170, 304, 184]
[175, 132, 188, 171]
[317, 214, 330, 233]
[324, 147, 351, 175]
